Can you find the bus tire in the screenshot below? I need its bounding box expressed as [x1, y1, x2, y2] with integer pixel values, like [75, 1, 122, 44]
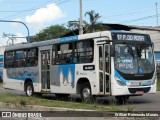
[25, 82, 34, 96]
[80, 83, 94, 102]
[115, 95, 129, 103]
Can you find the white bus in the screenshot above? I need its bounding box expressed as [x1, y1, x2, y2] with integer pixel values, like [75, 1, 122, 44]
[3, 31, 157, 101]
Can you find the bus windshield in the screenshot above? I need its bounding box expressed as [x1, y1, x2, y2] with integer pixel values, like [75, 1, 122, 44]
[114, 44, 155, 76]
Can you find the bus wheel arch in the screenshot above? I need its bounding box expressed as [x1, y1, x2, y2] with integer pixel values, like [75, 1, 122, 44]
[24, 79, 34, 96]
[76, 78, 94, 101]
[76, 78, 90, 94]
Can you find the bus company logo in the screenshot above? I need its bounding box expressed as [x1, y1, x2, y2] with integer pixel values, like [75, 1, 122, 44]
[2, 112, 11, 117]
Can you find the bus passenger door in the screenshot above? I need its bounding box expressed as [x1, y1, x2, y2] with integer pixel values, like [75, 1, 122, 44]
[41, 50, 50, 91]
[99, 44, 110, 94]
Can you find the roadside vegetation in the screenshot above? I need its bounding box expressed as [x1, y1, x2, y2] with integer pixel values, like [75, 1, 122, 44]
[0, 92, 135, 111]
[0, 92, 111, 111]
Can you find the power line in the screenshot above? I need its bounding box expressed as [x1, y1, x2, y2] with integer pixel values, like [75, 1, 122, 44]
[119, 14, 160, 24]
[103, 6, 160, 19]
[1, 0, 69, 19]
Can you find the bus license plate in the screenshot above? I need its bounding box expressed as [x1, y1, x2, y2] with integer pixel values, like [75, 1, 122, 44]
[136, 91, 144, 95]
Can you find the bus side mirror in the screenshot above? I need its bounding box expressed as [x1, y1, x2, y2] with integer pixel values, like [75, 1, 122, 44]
[110, 45, 115, 57]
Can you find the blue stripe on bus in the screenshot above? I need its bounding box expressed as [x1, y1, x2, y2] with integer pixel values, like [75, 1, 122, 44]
[60, 36, 78, 43]
[7, 76, 35, 83]
[114, 69, 126, 85]
[58, 64, 75, 88]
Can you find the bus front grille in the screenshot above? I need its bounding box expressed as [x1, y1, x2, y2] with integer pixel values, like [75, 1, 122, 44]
[128, 87, 151, 94]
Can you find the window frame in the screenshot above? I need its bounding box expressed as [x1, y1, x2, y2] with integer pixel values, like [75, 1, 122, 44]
[52, 39, 94, 65]
[4, 47, 38, 68]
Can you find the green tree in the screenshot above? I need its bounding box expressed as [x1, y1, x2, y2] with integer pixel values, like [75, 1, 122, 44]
[34, 24, 70, 42]
[67, 20, 88, 31]
[85, 10, 102, 32]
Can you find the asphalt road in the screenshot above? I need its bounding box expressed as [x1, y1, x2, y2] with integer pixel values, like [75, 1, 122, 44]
[0, 87, 160, 111]
[126, 93, 160, 111]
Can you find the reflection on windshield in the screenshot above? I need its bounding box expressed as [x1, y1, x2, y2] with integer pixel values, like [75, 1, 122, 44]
[114, 44, 155, 74]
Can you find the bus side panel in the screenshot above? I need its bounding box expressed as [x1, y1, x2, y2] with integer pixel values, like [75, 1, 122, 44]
[50, 65, 76, 94]
[50, 63, 98, 94]
[75, 64, 98, 95]
[3, 69, 23, 91]
[3, 67, 39, 92]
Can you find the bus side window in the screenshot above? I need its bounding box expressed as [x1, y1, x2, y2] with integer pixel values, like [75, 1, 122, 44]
[55, 43, 72, 64]
[27, 48, 38, 67]
[5, 51, 15, 68]
[75, 40, 93, 63]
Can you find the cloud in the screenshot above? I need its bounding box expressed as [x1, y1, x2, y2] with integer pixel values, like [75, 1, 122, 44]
[25, 3, 64, 25]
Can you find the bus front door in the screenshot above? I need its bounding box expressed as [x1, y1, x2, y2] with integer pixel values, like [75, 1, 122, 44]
[99, 44, 110, 94]
[41, 50, 50, 91]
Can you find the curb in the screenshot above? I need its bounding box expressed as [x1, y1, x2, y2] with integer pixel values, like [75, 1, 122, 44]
[0, 102, 99, 111]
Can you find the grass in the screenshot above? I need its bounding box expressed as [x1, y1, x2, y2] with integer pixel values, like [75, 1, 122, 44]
[0, 92, 111, 111]
[108, 100, 122, 111]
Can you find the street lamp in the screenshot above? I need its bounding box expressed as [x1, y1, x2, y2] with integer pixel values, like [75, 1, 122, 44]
[0, 20, 30, 43]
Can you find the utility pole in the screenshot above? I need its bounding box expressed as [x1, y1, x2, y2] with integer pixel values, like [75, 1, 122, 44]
[3, 33, 16, 45]
[79, 0, 83, 35]
[156, 3, 159, 26]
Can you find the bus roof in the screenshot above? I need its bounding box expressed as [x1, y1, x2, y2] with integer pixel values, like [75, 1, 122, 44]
[4, 31, 110, 51]
[4, 30, 150, 51]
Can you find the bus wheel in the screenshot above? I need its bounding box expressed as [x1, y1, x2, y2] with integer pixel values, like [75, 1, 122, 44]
[25, 82, 34, 96]
[80, 83, 94, 102]
[115, 95, 129, 104]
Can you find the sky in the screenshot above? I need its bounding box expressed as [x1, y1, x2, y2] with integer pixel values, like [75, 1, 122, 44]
[0, 0, 160, 45]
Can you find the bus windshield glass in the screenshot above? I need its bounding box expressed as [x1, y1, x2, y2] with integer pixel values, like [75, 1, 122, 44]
[114, 44, 155, 75]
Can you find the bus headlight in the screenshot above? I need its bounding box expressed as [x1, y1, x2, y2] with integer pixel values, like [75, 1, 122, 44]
[115, 76, 124, 86]
[116, 79, 125, 86]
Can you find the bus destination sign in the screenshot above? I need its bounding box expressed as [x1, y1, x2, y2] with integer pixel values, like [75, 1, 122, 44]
[112, 33, 150, 42]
